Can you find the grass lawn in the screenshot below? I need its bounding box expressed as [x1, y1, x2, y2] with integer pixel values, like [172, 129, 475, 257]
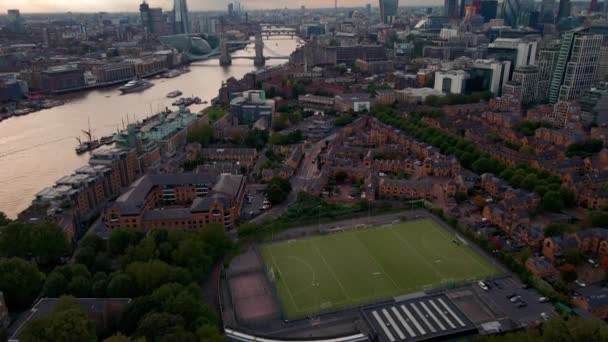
[260, 219, 500, 318]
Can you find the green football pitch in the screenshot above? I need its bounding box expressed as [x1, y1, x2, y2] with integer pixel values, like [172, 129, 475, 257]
[260, 219, 501, 318]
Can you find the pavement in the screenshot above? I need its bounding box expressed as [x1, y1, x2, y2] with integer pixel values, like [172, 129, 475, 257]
[471, 277, 556, 327]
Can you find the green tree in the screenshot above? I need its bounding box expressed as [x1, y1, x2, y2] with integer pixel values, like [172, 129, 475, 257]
[20, 297, 96, 342]
[186, 124, 213, 146]
[135, 312, 186, 342]
[197, 325, 226, 342]
[265, 177, 292, 204]
[541, 191, 564, 212]
[107, 273, 135, 298]
[109, 229, 141, 256]
[589, 211, 608, 227]
[563, 249, 584, 265]
[119, 297, 162, 335]
[0, 212, 11, 226]
[43, 271, 69, 297]
[544, 224, 573, 237]
[171, 239, 212, 278]
[68, 276, 91, 298]
[0, 257, 44, 310]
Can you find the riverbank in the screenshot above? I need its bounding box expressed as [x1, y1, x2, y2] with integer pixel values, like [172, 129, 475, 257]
[0, 36, 300, 218]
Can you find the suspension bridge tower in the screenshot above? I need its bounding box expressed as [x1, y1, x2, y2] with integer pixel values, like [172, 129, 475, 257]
[253, 31, 265, 67]
[219, 34, 232, 66]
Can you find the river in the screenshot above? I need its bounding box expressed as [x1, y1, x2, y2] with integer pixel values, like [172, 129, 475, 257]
[0, 36, 301, 218]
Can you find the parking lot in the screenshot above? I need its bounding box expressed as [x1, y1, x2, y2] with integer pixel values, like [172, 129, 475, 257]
[240, 188, 272, 220]
[473, 277, 556, 326]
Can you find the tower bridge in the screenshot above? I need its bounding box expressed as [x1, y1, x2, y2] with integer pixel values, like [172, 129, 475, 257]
[219, 30, 292, 67]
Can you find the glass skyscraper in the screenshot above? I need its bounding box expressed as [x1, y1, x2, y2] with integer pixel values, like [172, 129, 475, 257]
[501, 0, 520, 27]
[379, 0, 399, 24]
[173, 0, 190, 34]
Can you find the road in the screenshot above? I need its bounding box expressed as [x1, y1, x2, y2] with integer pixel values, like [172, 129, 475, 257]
[250, 134, 336, 224]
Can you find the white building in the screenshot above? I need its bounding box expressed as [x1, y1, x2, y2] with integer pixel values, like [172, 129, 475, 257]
[487, 38, 538, 67]
[434, 70, 468, 94]
[470, 59, 511, 95]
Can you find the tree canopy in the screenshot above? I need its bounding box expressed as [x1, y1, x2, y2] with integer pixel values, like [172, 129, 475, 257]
[20, 296, 96, 342]
[0, 222, 70, 268]
[265, 177, 292, 204]
[0, 257, 45, 311]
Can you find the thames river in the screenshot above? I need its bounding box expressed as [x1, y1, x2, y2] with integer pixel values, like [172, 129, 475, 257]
[0, 36, 300, 218]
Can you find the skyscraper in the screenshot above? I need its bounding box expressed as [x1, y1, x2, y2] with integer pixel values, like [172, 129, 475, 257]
[540, 0, 555, 23]
[549, 29, 603, 103]
[557, 0, 570, 22]
[140, 1, 151, 34]
[379, 0, 399, 24]
[444, 0, 459, 18]
[173, 0, 190, 34]
[480, 0, 498, 22]
[537, 45, 560, 102]
[501, 0, 520, 27]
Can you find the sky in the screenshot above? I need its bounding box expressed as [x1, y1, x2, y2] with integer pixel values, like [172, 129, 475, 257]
[0, 0, 438, 14]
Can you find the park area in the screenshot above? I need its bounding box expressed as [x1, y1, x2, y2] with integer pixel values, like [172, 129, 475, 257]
[260, 219, 501, 318]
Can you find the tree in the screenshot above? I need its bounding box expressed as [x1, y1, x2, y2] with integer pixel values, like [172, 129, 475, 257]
[68, 276, 91, 298]
[541, 191, 564, 212]
[109, 229, 140, 256]
[0, 257, 44, 311]
[186, 125, 213, 146]
[0, 222, 70, 267]
[265, 177, 292, 204]
[20, 297, 96, 342]
[589, 211, 608, 228]
[135, 312, 185, 342]
[544, 224, 573, 237]
[0, 212, 11, 226]
[561, 269, 577, 283]
[43, 271, 69, 297]
[171, 238, 212, 278]
[197, 325, 226, 342]
[119, 297, 162, 335]
[125, 260, 191, 294]
[107, 273, 135, 298]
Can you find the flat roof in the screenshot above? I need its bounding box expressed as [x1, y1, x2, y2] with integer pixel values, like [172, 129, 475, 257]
[362, 294, 477, 342]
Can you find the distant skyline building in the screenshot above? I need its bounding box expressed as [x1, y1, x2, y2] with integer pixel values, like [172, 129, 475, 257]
[557, 0, 570, 22]
[540, 0, 555, 24]
[444, 0, 459, 18]
[501, 0, 520, 27]
[172, 0, 190, 34]
[7, 9, 25, 33]
[379, 0, 399, 24]
[480, 0, 498, 22]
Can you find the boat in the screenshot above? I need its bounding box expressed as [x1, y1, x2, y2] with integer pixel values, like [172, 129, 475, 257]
[172, 96, 201, 107]
[119, 79, 154, 94]
[75, 119, 102, 154]
[100, 135, 115, 145]
[166, 90, 183, 98]
[163, 68, 190, 78]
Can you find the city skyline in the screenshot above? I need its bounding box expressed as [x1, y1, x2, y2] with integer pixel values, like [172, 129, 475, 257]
[0, 0, 442, 14]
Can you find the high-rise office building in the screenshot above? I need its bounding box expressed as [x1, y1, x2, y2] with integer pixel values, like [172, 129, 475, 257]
[512, 65, 539, 104]
[445, 0, 459, 18]
[379, 0, 399, 24]
[7, 9, 25, 33]
[540, 0, 555, 24]
[537, 45, 560, 102]
[549, 29, 603, 103]
[501, 0, 520, 27]
[557, 0, 570, 22]
[173, 0, 190, 34]
[140, 1, 151, 34]
[366, 4, 372, 16]
[480, 0, 498, 22]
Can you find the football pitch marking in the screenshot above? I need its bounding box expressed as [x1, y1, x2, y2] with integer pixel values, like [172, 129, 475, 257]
[262, 219, 500, 318]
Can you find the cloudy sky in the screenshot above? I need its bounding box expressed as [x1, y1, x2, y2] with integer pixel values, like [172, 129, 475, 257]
[1, 0, 438, 13]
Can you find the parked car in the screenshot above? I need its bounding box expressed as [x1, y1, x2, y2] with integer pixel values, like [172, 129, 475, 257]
[538, 297, 550, 303]
[509, 296, 522, 303]
[516, 301, 527, 308]
[478, 281, 489, 291]
[506, 293, 517, 299]
[575, 280, 587, 287]
[540, 312, 550, 321]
